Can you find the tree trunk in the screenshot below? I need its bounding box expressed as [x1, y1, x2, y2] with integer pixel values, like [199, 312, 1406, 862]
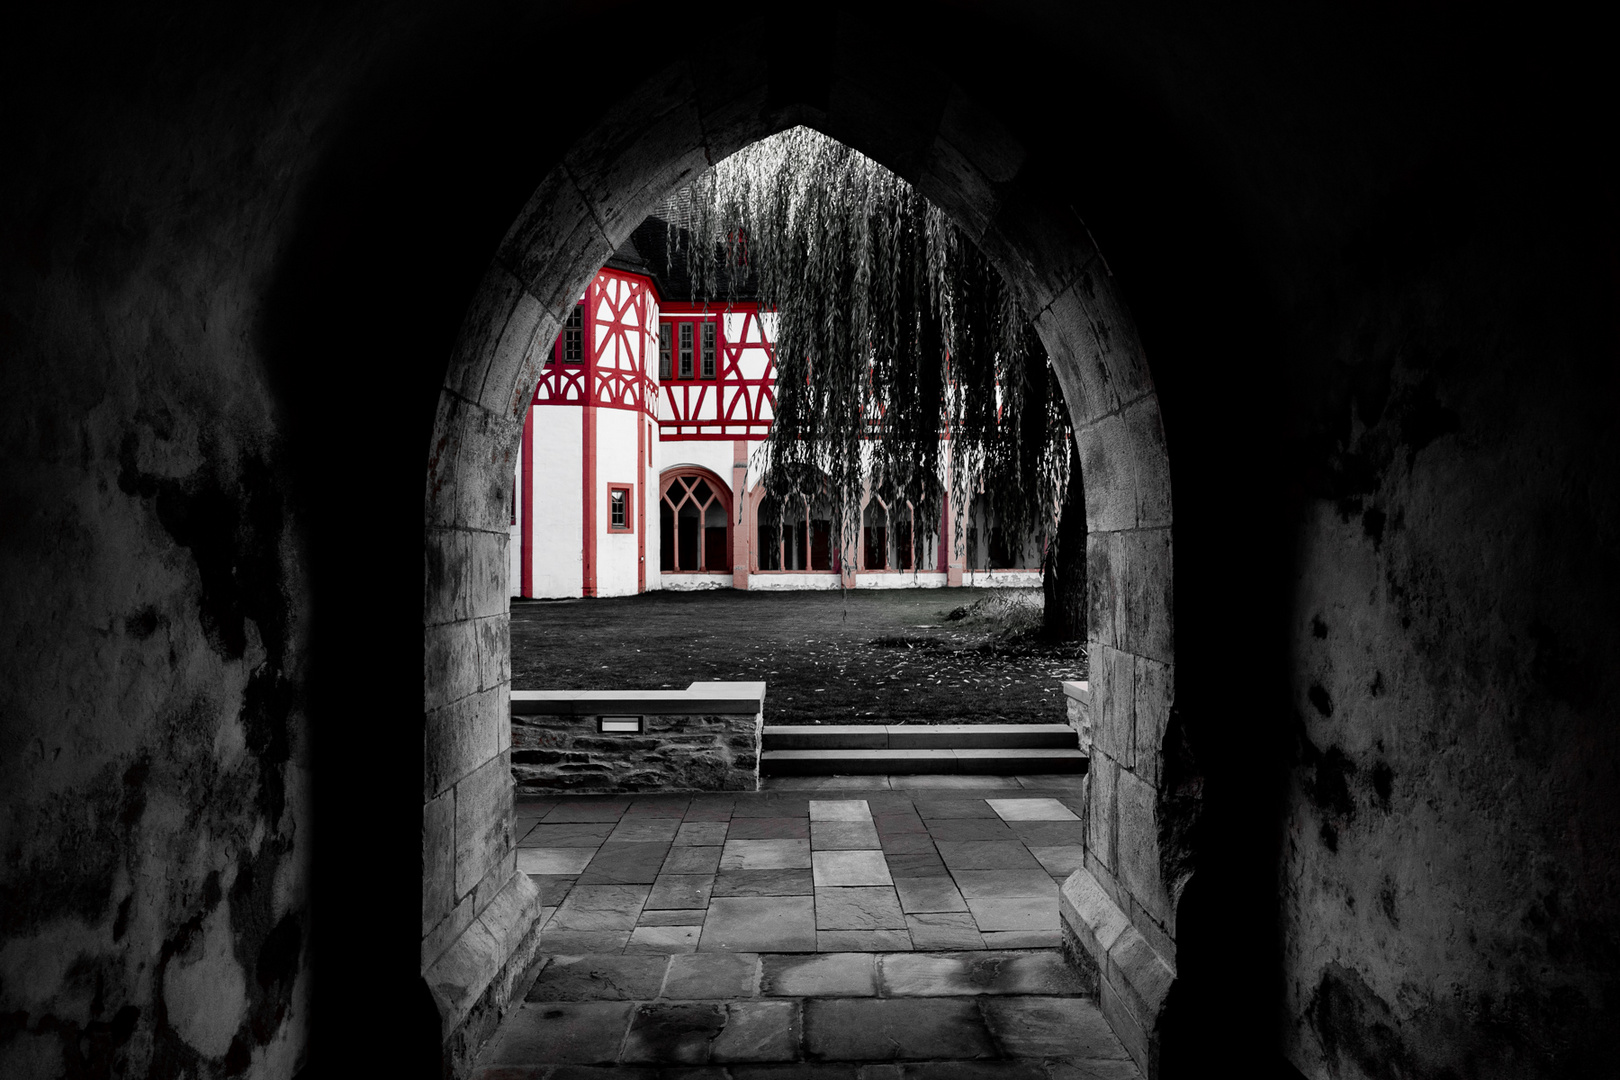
[1042, 436, 1087, 640]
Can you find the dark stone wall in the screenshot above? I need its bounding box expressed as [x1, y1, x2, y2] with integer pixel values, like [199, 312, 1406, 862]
[2, 3, 1615, 1078]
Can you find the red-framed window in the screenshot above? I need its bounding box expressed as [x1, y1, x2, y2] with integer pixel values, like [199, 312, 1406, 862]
[607, 483, 634, 533]
[560, 304, 584, 364]
[757, 491, 836, 572]
[660, 315, 719, 381]
[659, 468, 730, 572]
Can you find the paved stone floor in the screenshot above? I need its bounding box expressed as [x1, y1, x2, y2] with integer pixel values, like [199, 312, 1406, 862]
[474, 777, 1137, 1078]
[517, 776, 1088, 954]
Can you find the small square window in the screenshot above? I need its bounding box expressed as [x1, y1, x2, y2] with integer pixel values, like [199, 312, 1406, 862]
[563, 305, 584, 364]
[607, 484, 633, 532]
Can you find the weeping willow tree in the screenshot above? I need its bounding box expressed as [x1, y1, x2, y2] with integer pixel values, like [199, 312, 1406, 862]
[672, 127, 1079, 632]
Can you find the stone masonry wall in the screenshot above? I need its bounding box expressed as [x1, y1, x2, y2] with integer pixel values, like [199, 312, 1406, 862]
[512, 713, 762, 794]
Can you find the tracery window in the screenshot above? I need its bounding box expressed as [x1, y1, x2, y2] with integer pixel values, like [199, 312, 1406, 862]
[757, 492, 834, 572]
[660, 470, 730, 572]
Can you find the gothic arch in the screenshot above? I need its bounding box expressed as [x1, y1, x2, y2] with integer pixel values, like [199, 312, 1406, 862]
[423, 59, 1178, 1078]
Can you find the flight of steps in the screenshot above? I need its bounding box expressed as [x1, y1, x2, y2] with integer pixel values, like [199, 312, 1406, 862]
[761, 723, 1087, 775]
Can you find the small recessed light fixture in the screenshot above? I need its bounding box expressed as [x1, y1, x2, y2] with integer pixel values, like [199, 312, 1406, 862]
[598, 716, 644, 734]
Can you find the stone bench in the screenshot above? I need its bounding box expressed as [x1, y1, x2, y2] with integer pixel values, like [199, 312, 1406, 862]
[1061, 680, 1092, 753]
[510, 681, 766, 794]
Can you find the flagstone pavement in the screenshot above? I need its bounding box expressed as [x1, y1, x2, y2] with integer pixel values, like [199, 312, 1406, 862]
[472, 776, 1137, 1079]
[516, 775, 1088, 955]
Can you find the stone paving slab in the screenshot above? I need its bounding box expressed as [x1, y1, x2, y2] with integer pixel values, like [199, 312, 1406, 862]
[622, 1002, 726, 1064]
[518, 848, 596, 875]
[722, 839, 814, 870]
[986, 797, 1080, 822]
[903, 913, 985, 950]
[893, 878, 968, 914]
[1027, 845, 1086, 877]
[949, 870, 1058, 899]
[804, 999, 996, 1061]
[710, 999, 801, 1063]
[811, 821, 883, 849]
[812, 850, 893, 887]
[980, 996, 1135, 1060]
[934, 841, 1045, 871]
[481, 1000, 634, 1065]
[729, 817, 813, 839]
[579, 842, 674, 884]
[816, 930, 914, 952]
[526, 954, 669, 1001]
[713, 869, 816, 897]
[664, 846, 724, 874]
[665, 952, 761, 999]
[517, 789, 1103, 955]
[810, 799, 872, 820]
[521, 821, 618, 846]
[878, 953, 1086, 997]
[626, 925, 702, 954]
[962, 896, 1059, 933]
[676, 821, 731, 846]
[815, 887, 907, 930]
[701, 897, 818, 953]
[762, 952, 877, 997]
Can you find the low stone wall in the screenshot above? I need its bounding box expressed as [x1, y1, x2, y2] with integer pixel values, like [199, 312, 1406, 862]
[1063, 679, 1092, 750]
[510, 681, 765, 794]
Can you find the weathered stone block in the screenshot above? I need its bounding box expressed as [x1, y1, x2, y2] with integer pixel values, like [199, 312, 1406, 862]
[425, 526, 472, 627]
[1087, 752, 1117, 872]
[1118, 529, 1173, 665]
[1115, 769, 1168, 926]
[1087, 534, 1118, 651]
[466, 530, 510, 621]
[425, 685, 506, 799]
[1078, 413, 1136, 533]
[456, 752, 513, 899]
[1092, 647, 1136, 769]
[424, 791, 456, 933]
[1123, 396, 1172, 530]
[473, 615, 509, 693]
[1035, 288, 1119, 429]
[424, 619, 480, 713]
[1133, 657, 1173, 788]
[442, 263, 525, 406]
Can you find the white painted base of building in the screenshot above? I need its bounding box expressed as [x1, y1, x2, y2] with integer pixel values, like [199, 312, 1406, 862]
[855, 572, 949, 589]
[661, 573, 735, 591]
[966, 570, 1043, 587]
[745, 573, 843, 591]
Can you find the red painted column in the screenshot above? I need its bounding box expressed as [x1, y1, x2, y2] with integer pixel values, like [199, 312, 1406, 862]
[637, 414, 647, 593]
[582, 403, 596, 597]
[732, 438, 749, 589]
[520, 402, 534, 599]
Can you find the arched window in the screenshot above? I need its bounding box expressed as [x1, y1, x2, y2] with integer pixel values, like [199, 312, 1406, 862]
[863, 493, 936, 571]
[757, 489, 835, 572]
[660, 469, 730, 572]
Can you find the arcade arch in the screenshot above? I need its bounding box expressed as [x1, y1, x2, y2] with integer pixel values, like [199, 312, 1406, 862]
[424, 63, 1178, 1077]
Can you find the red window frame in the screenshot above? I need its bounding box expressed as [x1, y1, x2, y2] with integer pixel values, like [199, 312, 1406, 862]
[660, 314, 721, 381]
[607, 483, 634, 533]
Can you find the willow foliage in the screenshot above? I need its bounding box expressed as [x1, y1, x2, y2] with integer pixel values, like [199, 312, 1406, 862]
[676, 127, 1071, 570]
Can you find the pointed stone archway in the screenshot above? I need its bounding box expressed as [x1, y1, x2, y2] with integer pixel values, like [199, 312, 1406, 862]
[422, 59, 1179, 1080]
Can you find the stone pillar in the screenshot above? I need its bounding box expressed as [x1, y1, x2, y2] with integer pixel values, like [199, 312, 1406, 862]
[732, 439, 749, 589]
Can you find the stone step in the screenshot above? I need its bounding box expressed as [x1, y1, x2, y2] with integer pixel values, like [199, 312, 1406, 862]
[762, 723, 1079, 750]
[476, 951, 1131, 1075]
[760, 747, 1089, 775]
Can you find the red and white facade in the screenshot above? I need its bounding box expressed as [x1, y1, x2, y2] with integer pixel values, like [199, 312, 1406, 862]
[509, 265, 1044, 599]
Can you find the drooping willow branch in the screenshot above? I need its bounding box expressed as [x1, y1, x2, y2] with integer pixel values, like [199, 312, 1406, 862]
[672, 127, 1070, 571]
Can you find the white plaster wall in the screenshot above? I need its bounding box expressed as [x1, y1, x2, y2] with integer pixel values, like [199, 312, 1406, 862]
[661, 441, 735, 483]
[856, 572, 948, 589]
[749, 573, 842, 591]
[595, 408, 642, 598]
[528, 405, 583, 598]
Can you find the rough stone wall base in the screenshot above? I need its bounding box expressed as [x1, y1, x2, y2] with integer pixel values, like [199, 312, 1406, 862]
[1061, 867, 1175, 1079]
[423, 870, 546, 1078]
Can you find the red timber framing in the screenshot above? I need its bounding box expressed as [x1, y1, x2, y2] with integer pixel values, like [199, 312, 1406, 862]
[658, 303, 775, 441]
[533, 271, 660, 415]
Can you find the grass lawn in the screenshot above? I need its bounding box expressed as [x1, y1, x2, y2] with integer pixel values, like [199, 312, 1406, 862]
[510, 587, 1087, 725]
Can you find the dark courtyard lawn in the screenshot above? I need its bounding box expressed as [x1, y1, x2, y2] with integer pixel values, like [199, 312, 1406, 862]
[510, 587, 1087, 725]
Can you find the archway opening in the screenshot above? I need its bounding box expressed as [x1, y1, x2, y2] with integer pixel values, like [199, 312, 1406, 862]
[423, 65, 1179, 1078]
